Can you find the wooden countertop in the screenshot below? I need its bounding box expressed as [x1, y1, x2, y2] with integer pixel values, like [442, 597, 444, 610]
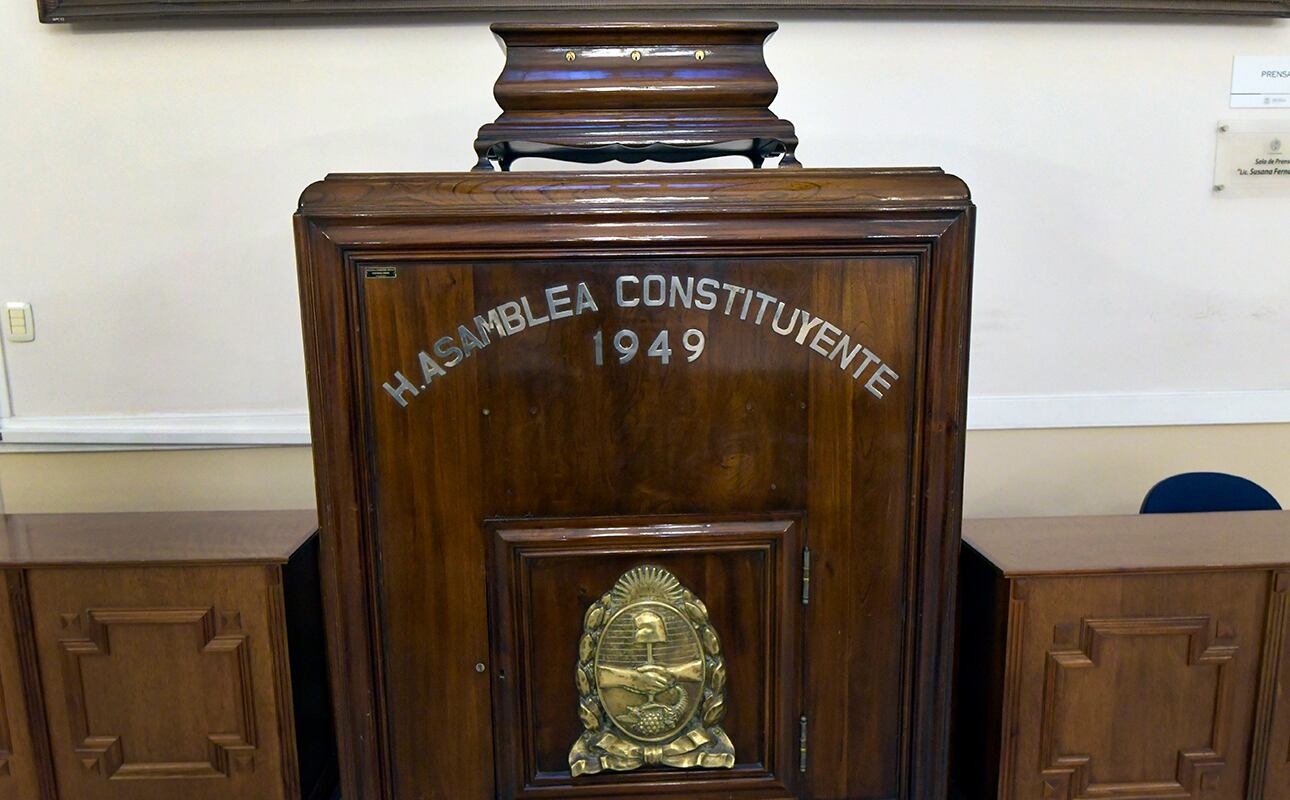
[0, 510, 318, 567]
[963, 510, 1290, 576]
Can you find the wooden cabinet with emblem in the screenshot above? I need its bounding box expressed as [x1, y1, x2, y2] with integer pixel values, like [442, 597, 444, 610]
[295, 21, 975, 800]
[954, 511, 1290, 800]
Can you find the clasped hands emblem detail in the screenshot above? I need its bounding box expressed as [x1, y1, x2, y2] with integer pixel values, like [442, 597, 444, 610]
[569, 565, 735, 776]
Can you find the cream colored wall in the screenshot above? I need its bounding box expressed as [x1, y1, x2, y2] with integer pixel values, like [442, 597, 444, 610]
[3, 11, 1289, 519]
[0, 447, 317, 514]
[2, 9, 1289, 430]
[962, 424, 1290, 517]
[4, 424, 1288, 517]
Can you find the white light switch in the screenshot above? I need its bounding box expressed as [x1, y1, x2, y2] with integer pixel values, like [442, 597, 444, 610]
[4, 302, 34, 342]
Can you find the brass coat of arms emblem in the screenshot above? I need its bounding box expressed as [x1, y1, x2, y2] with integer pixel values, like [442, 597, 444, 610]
[569, 565, 736, 776]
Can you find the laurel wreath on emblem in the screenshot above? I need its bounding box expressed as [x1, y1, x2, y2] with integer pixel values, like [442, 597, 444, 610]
[569, 565, 735, 776]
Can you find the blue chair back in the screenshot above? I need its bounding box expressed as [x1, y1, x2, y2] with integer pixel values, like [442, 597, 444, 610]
[1140, 471, 1281, 514]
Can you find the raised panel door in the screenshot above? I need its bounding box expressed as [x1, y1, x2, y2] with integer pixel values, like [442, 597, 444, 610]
[1001, 572, 1268, 800]
[26, 565, 293, 800]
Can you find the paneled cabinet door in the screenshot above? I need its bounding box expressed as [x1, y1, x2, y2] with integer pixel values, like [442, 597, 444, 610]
[26, 565, 296, 800]
[488, 518, 803, 799]
[1001, 572, 1268, 800]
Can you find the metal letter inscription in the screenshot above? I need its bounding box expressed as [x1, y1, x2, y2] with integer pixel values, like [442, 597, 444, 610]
[569, 565, 736, 776]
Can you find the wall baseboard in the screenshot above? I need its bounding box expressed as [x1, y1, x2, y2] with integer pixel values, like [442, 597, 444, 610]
[1, 390, 1288, 450]
[966, 389, 1290, 430]
[0, 412, 310, 448]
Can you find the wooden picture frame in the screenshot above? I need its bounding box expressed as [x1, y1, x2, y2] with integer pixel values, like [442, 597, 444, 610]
[36, 0, 1290, 24]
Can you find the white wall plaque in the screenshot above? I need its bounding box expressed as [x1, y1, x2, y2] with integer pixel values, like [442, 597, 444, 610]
[1231, 56, 1290, 108]
[1214, 121, 1290, 197]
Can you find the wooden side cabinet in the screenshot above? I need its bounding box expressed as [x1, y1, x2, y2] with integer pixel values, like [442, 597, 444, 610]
[953, 511, 1290, 800]
[0, 510, 336, 800]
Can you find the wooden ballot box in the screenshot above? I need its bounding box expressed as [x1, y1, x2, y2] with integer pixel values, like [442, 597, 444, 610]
[294, 22, 974, 800]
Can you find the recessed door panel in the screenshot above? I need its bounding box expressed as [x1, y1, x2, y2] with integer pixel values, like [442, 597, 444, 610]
[26, 566, 290, 800]
[488, 518, 802, 798]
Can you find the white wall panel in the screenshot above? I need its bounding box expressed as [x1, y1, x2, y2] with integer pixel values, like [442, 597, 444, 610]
[1, 10, 1287, 436]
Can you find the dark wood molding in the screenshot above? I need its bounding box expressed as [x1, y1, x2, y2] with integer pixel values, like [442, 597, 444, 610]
[5, 570, 58, 800]
[267, 566, 304, 800]
[1247, 569, 1290, 798]
[35, 0, 1290, 23]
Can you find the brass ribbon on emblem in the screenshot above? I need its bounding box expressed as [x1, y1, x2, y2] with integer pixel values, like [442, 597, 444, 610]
[592, 729, 736, 771]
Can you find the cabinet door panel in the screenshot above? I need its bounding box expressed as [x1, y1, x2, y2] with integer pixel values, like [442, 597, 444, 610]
[1005, 572, 1267, 800]
[362, 255, 922, 798]
[27, 565, 290, 800]
[488, 518, 802, 799]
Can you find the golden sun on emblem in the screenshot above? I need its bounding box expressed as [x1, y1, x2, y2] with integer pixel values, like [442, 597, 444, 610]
[569, 565, 735, 776]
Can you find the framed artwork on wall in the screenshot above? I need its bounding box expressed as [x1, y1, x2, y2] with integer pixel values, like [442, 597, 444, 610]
[35, 0, 1290, 24]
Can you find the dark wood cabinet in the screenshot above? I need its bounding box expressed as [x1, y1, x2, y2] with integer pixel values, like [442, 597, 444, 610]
[955, 511, 1290, 800]
[297, 31, 973, 797]
[295, 166, 975, 800]
[0, 511, 335, 800]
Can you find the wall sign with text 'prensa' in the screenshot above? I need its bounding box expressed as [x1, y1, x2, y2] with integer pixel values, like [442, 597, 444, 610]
[1231, 56, 1290, 108]
[1214, 121, 1290, 197]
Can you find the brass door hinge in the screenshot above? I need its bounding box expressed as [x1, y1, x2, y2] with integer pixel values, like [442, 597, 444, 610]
[801, 547, 811, 605]
[799, 714, 808, 773]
